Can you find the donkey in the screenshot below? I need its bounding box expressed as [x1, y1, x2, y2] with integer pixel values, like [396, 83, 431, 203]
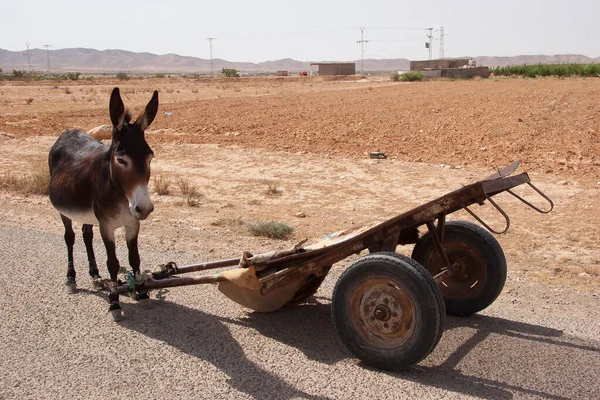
[48, 87, 158, 321]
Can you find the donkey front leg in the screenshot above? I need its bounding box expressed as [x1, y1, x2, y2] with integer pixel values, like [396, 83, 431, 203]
[99, 225, 122, 321]
[60, 215, 77, 294]
[125, 222, 150, 307]
[82, 224, 103, 289]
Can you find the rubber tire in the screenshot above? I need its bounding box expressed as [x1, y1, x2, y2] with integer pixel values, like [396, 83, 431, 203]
[411, 220, 507, 316]
[332, 252, 445, 371]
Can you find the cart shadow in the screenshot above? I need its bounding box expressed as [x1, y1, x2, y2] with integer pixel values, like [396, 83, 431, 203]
[115, 292, 599, 400]
[117, 297, 332, 400]
[216, 298, 600, 400]
[388, 314, 600, 400]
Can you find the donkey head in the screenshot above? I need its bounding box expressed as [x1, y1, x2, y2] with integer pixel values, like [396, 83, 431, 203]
[109, 87, 158, 220]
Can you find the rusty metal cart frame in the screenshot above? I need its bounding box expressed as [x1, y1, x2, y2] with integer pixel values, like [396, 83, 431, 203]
[110, 160, 553, 371]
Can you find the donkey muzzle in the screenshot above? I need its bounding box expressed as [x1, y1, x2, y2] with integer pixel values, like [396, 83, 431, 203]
[129, 184, 154, 220]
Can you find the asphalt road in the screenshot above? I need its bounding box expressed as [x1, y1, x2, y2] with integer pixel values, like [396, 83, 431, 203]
[1, 223, 599, 399]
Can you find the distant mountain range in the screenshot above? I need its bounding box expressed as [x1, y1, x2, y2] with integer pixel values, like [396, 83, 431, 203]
[1, 48, 599, 74]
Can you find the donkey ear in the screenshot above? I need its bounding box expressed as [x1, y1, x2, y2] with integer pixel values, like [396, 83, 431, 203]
[109, 88, 126, 129]
[136, 90, 159, 131]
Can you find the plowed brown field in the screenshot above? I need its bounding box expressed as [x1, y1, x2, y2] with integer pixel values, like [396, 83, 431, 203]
[2, 76, 599, 178]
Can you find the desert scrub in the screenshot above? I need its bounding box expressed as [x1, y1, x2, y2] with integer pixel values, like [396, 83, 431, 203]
[184, 187, 203, 207]
[264, 181, 283, 196]
[175, 178, 203, 207]
[153, 174, 171, 195]
[0, 160, 49, 195]
[221, 68, 240, 78]
[399, 72, 424, 82]
[247, 221, 294, 239]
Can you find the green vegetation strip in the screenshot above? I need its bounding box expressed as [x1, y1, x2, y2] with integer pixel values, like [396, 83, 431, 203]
[491, 63, 600, 78]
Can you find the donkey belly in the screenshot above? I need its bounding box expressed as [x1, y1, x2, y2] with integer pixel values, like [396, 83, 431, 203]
[55, 205, 99, 225]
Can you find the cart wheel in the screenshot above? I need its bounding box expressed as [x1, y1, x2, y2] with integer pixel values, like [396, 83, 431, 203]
[332, 253, 445, 371]
[411, 221, 507, 316]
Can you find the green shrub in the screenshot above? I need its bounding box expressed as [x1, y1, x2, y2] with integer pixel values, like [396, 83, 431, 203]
[247, 221, 294, 239]
[154, 73, 165, 78]
[116, 72, 130, 80]
[221, 68, 240, 78]
[66, 72, 80, 81]
[12, 69, 27, 80]
[390, 72, 400, 81]
[399, 71, 424, 82]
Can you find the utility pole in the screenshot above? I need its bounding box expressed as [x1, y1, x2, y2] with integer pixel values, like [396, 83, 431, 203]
[43, 44, 52, 74]
[438, 27, 447, 60]
[206, 37, 217, 76]
[23, 43, 32, 73]
[356, 26, 370, 73]
[425, 28, 434, 68]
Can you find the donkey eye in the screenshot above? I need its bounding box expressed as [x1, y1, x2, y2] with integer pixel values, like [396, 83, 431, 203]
[117, 158, 128, 166]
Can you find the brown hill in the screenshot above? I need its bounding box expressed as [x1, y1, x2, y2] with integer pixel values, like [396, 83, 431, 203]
[0, 47, 598, 74]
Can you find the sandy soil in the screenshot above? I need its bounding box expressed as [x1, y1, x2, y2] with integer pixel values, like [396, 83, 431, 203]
[1, 76, 599, 399]
[1, 75, 599, 290]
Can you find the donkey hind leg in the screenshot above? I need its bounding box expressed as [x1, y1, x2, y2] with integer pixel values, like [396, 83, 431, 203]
[82, 224, 103, 289]
[100, 226, 122, 321]
[125, 222, 150, 308]
[61, 215, 77, 294]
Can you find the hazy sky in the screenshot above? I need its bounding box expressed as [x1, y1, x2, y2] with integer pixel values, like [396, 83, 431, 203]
[2, 0, 598, 62]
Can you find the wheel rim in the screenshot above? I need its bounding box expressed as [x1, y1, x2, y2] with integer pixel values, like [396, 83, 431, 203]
[426, 241, 486, 299]
[349, 279, 416, 349]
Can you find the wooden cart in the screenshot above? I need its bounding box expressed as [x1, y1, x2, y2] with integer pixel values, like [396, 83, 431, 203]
[111, 160, 553, 370]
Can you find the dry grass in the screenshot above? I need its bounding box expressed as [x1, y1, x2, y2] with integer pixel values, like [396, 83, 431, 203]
[264, 181, 283, 196]
[176, 177, 193, 195]
[211, 217, 245, 228]
[153, 174, 171, 195]
[247, 221, 294, 239]
[0, 160, 49, 195]
[184, 186, 203, 207]
[176, 177, 203, 206]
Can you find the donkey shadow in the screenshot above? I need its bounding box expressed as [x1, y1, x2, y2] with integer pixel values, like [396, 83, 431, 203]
[117, 294, 332, 400]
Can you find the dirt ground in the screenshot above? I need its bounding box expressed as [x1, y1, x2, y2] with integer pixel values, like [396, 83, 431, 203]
[0, 75, 599, 293]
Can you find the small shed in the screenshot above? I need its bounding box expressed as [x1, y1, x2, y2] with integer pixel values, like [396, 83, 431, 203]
[310, 62, 356, 76]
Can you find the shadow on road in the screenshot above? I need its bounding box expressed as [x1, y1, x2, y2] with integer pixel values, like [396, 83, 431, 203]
[117, 293, 331, 400]
[115, 291, 599, 400]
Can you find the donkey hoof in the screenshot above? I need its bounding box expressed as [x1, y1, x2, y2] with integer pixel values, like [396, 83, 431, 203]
[92, 278, 104, 291]
[109, 309, 123, 322]
[138, 297, 152, 309]
[65, 282, 77, 294]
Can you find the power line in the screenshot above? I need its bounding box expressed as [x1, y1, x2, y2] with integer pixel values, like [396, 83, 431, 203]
[357, 26, 370, 73]
[366, 26, 426, 31]
[43, 44, 52, 74]
[437, 27, 448, 59]
[425, 28, 434, 67]
[206, 37, 217, 75]
[23, 43, 32, 73]
[221, 27, 355, 40]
